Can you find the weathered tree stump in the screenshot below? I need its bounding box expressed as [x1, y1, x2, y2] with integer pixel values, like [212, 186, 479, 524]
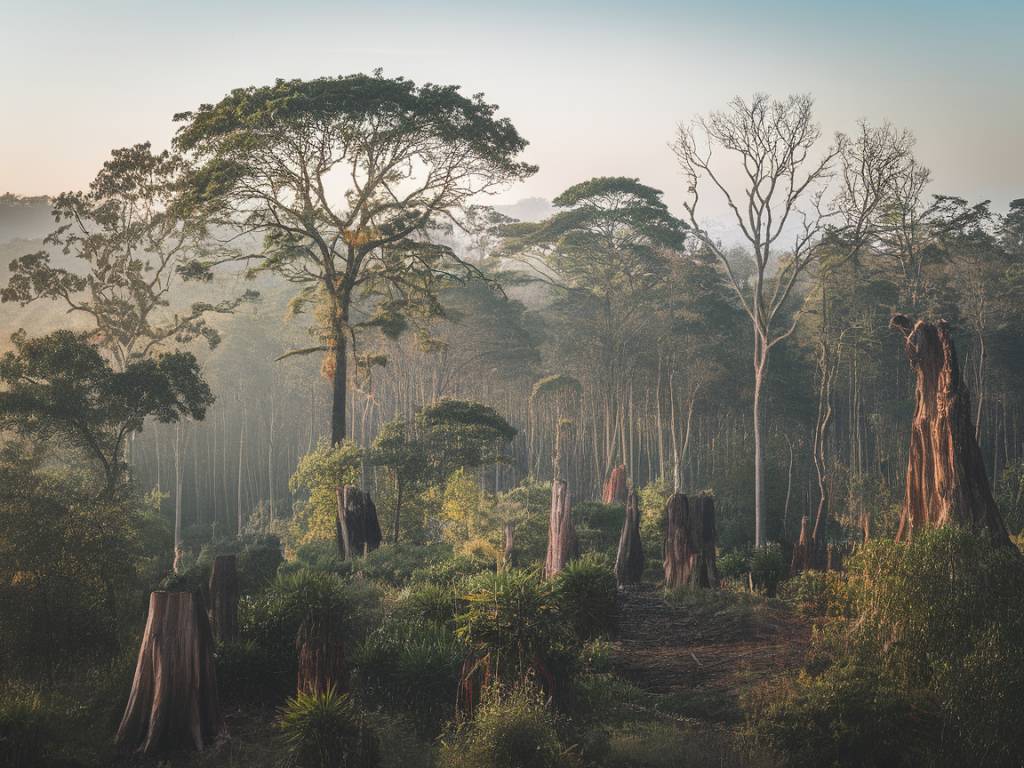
[296, 613, 346, 695]
[890, 316, 1010, 545]
[615, 488, 645, 587]
[208, 555, 239, 644]
[116, 591, 222, 755]
[545, 479, 578, 578]
[335, 485, 383, 560]
[502, 521, 515, 569]
[790, 516, 812, 576]
[664, 493, 719, 589]
[602, 464, 628, 505]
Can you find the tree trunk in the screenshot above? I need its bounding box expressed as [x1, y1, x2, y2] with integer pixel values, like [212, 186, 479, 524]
[614, 488, 644, 587]
[602, 464, 628, 505]
[790, 515, 811, 576]
[331, 306, 349, 446]
[208, 555, 239, 644]
[116, 591, 222, 755]
[664, 493, 719, 589]
[503, 521, 515, 570]
[335, 485, 382, 560]
[890, 315, 1010, 545]
[296, 613, 346, 695]
[753, 359, 767, 548]
[544, 479, 578, 578]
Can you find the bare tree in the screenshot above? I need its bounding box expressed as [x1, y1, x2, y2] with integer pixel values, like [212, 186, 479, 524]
[674, 95, 911, 546]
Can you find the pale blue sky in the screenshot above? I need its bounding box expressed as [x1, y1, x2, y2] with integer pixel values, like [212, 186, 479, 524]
[1, 0, 1021, 213]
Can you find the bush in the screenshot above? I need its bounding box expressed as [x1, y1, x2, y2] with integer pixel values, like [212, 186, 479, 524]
[778, 569, 845, 618]
[393, 581, 460, 628]
[216, 639, 277, 703]
[553, 554, 617, 641]
[0, 685, 50, 768]
[750, 543, 785, 596]
[411, 549, 494, 586]
[717, 549, 749, 582]
[437, 686, 572, 768]
[574, 502, 623, 555]
[353, 617, 463, 731]
[278, 686, 379, 768]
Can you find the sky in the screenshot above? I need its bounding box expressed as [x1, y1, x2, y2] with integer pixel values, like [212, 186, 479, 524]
[1, 0, 1022, 217]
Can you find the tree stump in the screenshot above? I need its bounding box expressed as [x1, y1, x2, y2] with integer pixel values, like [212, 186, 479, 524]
[502, 521, 515, 569]
[208, 555, 239, 644]
[544, 479, 578, 578]
[115, 591, 222, 755]
[296, 613, 346, 695]
[890, 316, 1010, 545]
[790, 516, 812, 576]
[614, 488, 645, 587]
[336, 486, 383, 560]
[602, 464, 628, 505]
[664, 493, 719, 589]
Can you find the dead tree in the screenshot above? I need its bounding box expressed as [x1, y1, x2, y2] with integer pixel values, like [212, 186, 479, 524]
[602, 464, 628, 505]
[208, 555, 239, 644]
[790, 516, 812, 576]
[502, 521, 515, 569]
[545, 479, 578, 578]
[614, 488, 645, 587]
[336, 485, 383, 559]
[296, 613, 346, 695]
[116, 591, 223, 755]
[664, 493, 719, 589]
[891, 316, 1010, 545]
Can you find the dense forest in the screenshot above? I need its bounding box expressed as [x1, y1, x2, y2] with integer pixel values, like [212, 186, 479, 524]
[2, 74, 1024, 768]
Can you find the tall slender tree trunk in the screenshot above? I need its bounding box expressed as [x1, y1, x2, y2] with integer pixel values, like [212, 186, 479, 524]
[331, 300, 350, 446]
[753, 352, 768, 549]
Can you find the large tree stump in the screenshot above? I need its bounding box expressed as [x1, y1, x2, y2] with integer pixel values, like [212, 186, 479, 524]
[890, 316, 1010, 545]
[602, 464, 628, 505]
[336, 486, 383, 560]
[296, 613, 346, 695]
[790, 516, 812, 576]
[208, 555, 239, 644]
[545, 479, 578, 578]
[615, 488, 645, 587]
[116, 591, 222, 755]
[664, 493, 719, 589]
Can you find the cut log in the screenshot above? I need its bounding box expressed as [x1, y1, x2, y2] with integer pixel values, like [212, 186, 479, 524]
[614, 488, 645, 587]
[544, 479, 578, 578]
[335, 486, 383, 560]
[664, 493, 719, 589]
[208, 555, 239, 644]
[296, 613, 346, 695]
[890, 316, 1010, 545]
[790, 516, 812, 576]
[602, 464, 628, 505]
[116, 591, 222, 755]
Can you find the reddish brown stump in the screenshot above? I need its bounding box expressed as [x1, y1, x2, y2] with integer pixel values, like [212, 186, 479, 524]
[545, 479, 579, 578]
[115, 591, 222, 755]
[208, 554, 239, 644]
[602, 464, 628, 505]
[615, 488, 645, 587]
[336, 485, 383, 559]
[664, 493, 719, 589]
[296, 614, 346, 695]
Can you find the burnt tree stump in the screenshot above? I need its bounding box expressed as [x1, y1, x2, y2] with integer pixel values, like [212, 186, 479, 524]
[296, 613, 346, 695]
[615, 488, 645, 587]
[545, 479, 579, 578]
[116, 591, 223, 755]
[602, 464, 628, 505]
[208, 555, 239, 644]
[891, 315, 1010, 545]
[790, 516, 812, 576]
[664, 493, 719, 589]
[336, 485, 383, 560]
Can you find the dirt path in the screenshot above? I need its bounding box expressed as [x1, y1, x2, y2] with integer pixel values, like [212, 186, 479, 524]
[608, 587, 809, 700]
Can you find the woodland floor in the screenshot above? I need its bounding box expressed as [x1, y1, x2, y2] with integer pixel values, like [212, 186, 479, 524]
[607, 586, 809, 725]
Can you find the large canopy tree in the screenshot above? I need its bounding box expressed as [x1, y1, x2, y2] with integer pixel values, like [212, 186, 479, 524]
[173, 72, 536, 445]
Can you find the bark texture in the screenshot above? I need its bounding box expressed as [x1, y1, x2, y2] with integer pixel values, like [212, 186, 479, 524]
[602, 464, 628, 505]
[208, 555, 239, 644]
[336, 485, 383, 559]
[503, 521, 515, 569]
[614, 488, 645, 587]
[116, 591, 222, 755]
[544, 479, 579, 578]
[296, 614, 346, 695]
[891, 316, 1010, 545]
[664, 493, 719, 589]
[790, 516, 812, 576]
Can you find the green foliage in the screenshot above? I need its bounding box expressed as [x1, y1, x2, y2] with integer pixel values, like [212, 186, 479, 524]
[717, 549, 749, 582]
[0, 684, 51, 768]
[393, 581, 461, 628]
[215, 639, 276, 703]
[438, 686, 571, 768]
[278, 686, 379, 768]
[574, 502, 623, 556]
[638, 479, 672, 563]
[778, 569, 844, 618]
[553, 554, 618, 641]
[290, 439, 362, 545]
[750, 543, 786, 596]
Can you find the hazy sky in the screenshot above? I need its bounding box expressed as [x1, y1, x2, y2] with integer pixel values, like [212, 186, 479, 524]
[2, 0, 1021, 216]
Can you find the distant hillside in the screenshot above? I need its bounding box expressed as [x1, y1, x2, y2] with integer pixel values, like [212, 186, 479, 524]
[0, 194, 54, 244]
[493, 197, 554, 222]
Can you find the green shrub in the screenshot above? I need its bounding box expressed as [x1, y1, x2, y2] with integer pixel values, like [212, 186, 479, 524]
[393, 581, 460, 628]
[717, 549, 749, 582]
[0, 685, 50, 768]
[750, 543, 785, 596]
[553, 554, 617, 641]
[277, 686, 379, 768]
[574, 502, 623, 555]
[411, 550, 494, 586]
[215, 639, 277, 703]
[353, 617, 463, 731]
[778, 569, 844, 618]
[437, 686, 571, 768]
